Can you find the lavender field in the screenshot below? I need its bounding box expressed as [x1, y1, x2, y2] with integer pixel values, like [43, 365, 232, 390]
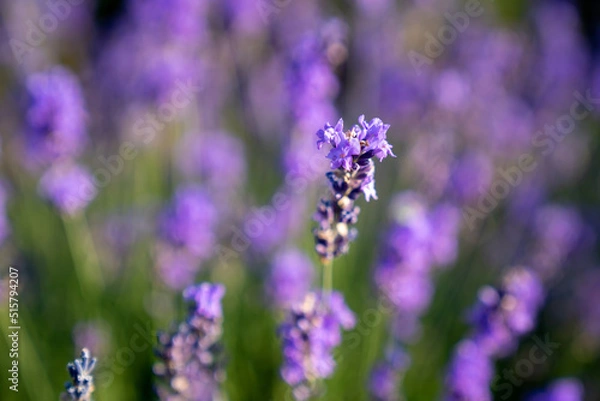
[0, 0, 599, 400]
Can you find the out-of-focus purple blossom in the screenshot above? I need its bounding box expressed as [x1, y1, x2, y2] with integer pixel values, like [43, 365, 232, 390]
[73, 321, 111, 358]
[267, 249, 314, 309]
[314, 115, 394, 261]
[155, 282, 226, 401]
[38, 162, 97, 216]
[529, 206, 583, 279]
[24, 67, 87, 166]
[369, 348, 409, 401]
[176, 132, 246, 198]
[470, 269, 544, 357]
[158, 186, 217, 258]
[183, 283, 226, 320]
[444, 340, 494, 401]
[375, 193, 460, 320]
[448, 151, 493, 205]
[527, 378, 584, 401]
[279, 291, 355, 400]
[99, 0, 209, 107]
[156, 244, 200, 290]
[443, 268, 544, 401]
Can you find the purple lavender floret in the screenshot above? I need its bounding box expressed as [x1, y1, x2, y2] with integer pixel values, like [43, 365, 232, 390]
[176, 132, 246, 198]
[470, 269, 544, 357]
[369, 348, 409, 401]
[62, 348, 96, 401]
[159, 186, 217, 258]
[25, 67, 87, 166]
[444, 340, 493, 401]
[314, 115, 394, 261]
[183, 283, 226, 320]
[527, 378, 584, 401]
[38, 162, 97, 216]
[155, 283, 226, 401]
[444, 268, 544, 401]
[268, 249, 314, 309]
[279, 291, 355, 400]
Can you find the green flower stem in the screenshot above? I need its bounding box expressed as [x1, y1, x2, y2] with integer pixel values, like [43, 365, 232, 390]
[62, 213, 104, 302]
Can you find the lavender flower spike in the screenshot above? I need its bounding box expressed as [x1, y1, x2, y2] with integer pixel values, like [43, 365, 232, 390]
[314, 115, 394, 261]
[62, 348, 96, 401]
[279, 291, 356, 400]
[155, 282, 226, 401]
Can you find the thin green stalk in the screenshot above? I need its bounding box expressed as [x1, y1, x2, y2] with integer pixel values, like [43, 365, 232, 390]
[62, 213, 104, 302]
[322, 259, 333, 295]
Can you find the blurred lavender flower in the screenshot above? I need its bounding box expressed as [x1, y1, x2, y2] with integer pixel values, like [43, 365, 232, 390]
[368, 348, 409, 401]
[267, 249, 314, 309]
[527, 378, 584, 401]
[159, 186, 217, 258]
[24, 67, 87, 167]
[374, 193, 459, 340]
[279, 291, 355, 400]
[156, 186, 218, 289]
[176, 132, 246, 199]
[314, 115, 394, 261]
[528, 206, 583, 279]
[370, 193, 459, 400]
[444, 268, 544, 401]
[61, 348, 96, 401]
[73, 322, 111, 358]
[470, 269, 544, 357]
[444, 340, 493, 401]
[38, 162, 97, 216]
[155, 283, 226, 401]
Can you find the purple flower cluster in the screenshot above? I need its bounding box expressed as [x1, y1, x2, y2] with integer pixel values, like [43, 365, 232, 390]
[157, 186, 218, 289]
[155, 283, 226, 401]
[267, 249, 314, 309]
[444, 340, 494, 401]
[25, 68, 97, 216]
[279, 291, 355, 400]
[38, 162, 97, 217]
[527, 378, 584, 401]
[176, 132, 246, 201]
[444, 268, 544, 400]
[61, 348, 96, 401]
[24, 67, 87, 166]
[314, 115, 394, 261]
[369, 193, 460, 400]
[369, 348, 409, 401]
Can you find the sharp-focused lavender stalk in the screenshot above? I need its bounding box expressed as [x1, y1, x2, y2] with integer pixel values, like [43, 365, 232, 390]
[278, 291, 356, 400]
[155, 283, 226, 401]
[526, 378, 584, 401]
[61, 348, 96, 401]
[24, 67, 87, 167]
[443, 268, 544, 401]
[156, 186, 218, 289]
[314, 115, 394, 262]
